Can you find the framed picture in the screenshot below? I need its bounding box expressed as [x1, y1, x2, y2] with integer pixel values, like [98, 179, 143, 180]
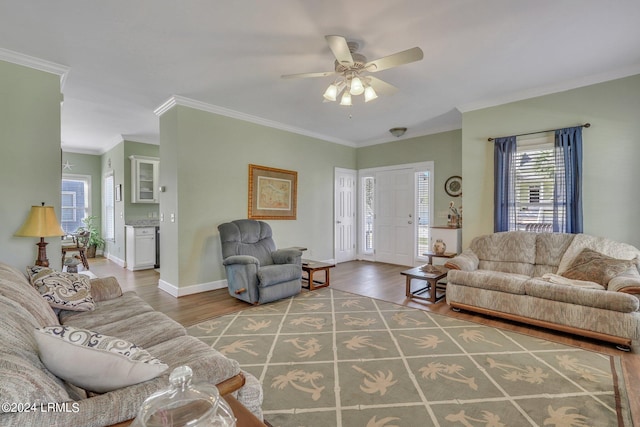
[248, 164, 297, 220]
[115, 184, 122, 202]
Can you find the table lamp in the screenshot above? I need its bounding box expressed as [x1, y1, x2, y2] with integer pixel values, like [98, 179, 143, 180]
[15, 202, 65, 267]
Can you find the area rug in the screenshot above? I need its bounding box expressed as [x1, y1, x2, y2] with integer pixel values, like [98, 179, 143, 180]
[186, 288, 633, 427]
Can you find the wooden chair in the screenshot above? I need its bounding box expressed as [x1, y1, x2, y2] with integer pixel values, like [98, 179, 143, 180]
[61, 231, 91, 270]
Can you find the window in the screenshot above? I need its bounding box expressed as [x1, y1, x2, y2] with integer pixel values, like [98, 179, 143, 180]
[416, 171, 431, 257]
[61, 175, 91, 235]
[362, 176, 375, 253]
[513, 134, 556, 231]
[104, 172, 115, 240]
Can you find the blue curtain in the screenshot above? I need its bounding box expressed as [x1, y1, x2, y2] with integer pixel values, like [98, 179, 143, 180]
[554, 126, 583, 233]
[494, 136, 517, 232]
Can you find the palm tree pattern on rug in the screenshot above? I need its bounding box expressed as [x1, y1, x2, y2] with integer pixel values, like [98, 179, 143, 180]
[187, 289, 632, 427]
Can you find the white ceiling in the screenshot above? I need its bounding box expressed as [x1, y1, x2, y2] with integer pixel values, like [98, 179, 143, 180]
[1, 1, 639, 154]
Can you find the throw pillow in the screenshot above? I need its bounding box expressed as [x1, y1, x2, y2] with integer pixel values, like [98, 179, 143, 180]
[27, 266, 95, 311]
[34, 325, 168, 393]
[560, 248, 637, 287]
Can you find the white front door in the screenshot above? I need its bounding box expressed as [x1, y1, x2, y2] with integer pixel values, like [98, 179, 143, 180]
[375, 168, 414, 266]
[334, 168, 357, 263]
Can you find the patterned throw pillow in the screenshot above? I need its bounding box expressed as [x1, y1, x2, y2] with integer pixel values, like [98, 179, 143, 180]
[560, 248, 638, 288]
[34, 325, 168, 393]
[26, 266, 95, 311]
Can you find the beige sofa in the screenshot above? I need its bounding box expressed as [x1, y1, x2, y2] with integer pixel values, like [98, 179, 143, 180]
[0, 262, 263, 426]
[445, 232, 640, 349]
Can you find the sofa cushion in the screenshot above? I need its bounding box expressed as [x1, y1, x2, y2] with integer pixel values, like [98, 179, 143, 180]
[27, 267, 95, 312]
[0, 297, 71, 408]
[471, 231, 538, 264]
[257, 264, 301, 287]
[524, 277, 639, 313]
[34, 325, 168, 393]
[560, 248, 637, 287]
[447, 270, 530, 295]
[64, 310, 187, 349]
[557, 233, 640, 275]
[533, 233, 575, 276]
[58, 291, 155, 328]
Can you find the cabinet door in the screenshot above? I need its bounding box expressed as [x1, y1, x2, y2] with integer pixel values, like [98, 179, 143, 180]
[135, 236, 156, 266]
[130, 156, 159, 203]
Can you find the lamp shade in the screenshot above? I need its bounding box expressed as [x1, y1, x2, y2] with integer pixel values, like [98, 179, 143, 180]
[15, 205, 65, 237]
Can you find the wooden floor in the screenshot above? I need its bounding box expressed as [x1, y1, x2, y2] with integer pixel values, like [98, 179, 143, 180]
[89, 257, 639, 424]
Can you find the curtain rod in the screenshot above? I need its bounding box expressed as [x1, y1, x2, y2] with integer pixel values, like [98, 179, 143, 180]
[487, 123, 590, 142]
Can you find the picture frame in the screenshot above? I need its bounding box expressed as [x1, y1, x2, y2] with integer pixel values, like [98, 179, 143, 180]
[248, 164, 297, 220]
[115, 184, 122, 202]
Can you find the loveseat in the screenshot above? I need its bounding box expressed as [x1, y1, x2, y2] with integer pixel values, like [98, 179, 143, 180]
[0, 262, 263, 426]
[445, 232, 640, 349]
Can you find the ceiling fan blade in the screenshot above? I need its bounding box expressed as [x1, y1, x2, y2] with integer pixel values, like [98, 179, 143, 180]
[281, 71, 337, 79]
[325, 35, 354, 67]
[365, 47, 424, 72]
[367, 76, 398, 95]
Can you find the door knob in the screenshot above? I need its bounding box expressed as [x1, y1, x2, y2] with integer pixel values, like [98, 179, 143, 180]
[408, 221, 413, 224]
[336, 220, 342, 224]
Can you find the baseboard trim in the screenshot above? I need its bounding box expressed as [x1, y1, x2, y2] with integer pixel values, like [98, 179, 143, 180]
[158, 278, 228, 298]
[105, 253, 126, 268]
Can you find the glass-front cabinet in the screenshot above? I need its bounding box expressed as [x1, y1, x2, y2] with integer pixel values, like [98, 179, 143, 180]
[129, 155, 159, 203]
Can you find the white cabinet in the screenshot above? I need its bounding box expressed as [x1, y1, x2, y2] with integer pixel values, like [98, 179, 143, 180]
[130, 155, 159, 203]
[126, 226, 156, 271]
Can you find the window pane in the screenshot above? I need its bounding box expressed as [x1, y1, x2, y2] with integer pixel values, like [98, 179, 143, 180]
[416, 171, 430, 257]
[363, 177, 374, 252]
[61, 177, 89, 234]
[104, 173, 115, 240]
[511, 135, 560, 232]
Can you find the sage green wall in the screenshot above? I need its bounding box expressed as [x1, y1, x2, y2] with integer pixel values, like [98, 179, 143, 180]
[462, 74, 640, 247]
[61, 152, 102, 231]
[101, 143, 126, 262]
[0, 61, 63, 268]
[357, 129, 462, 223]
[159, 105, 356, 288]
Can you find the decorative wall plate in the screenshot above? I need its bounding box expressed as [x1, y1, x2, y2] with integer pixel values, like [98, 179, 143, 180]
[445, 175, 462, 197]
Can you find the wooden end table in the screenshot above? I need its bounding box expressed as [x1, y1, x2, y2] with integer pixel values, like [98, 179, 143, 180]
[400, 266, 449, 303]
[301, 259, 335, 290]
[422, 251, 457, 266]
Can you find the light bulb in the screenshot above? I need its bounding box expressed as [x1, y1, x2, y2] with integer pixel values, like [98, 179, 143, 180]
[350, 76, 364, 95]
[364, 85, 378, 102]
[340, 91, 352, 106]
[323, 84, 338, 102]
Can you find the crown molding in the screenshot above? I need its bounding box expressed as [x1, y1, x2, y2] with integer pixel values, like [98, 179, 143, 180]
[457, 63, 640, 113]
[154, 95, 356, 147]
[0, 48, 70, 90]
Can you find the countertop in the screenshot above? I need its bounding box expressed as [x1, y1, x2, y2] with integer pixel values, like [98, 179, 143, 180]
[125, 220, 160, 228]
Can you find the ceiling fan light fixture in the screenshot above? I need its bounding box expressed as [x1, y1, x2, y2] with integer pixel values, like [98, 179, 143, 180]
[323, 83, 338, 101]
[340, 91, 352, 106]
[364, 85, 378, 102]
[389, 127, 407, 137]
[349, 76, 364, 95]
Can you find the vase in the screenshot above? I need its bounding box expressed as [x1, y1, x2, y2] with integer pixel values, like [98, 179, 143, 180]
[433, 239, 446, 255]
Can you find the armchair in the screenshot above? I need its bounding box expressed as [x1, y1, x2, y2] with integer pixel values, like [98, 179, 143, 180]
[218, 219, 303, 304]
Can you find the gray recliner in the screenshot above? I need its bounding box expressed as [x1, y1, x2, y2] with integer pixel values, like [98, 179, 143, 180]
[218, 219, 303, 304]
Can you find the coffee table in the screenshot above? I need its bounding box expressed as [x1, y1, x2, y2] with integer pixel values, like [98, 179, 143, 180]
[400, 266, 449, 303]
[301, 259, 335, 290]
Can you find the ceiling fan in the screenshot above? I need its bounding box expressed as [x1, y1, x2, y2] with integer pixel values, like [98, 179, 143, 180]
[281, 35, 424, 106]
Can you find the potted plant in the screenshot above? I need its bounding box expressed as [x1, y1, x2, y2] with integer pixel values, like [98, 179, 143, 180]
[77, 215, 106, 258]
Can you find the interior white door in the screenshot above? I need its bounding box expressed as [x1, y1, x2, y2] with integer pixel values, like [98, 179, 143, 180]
[335, 168, 357, 263]
[375, 168, 414, 266]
